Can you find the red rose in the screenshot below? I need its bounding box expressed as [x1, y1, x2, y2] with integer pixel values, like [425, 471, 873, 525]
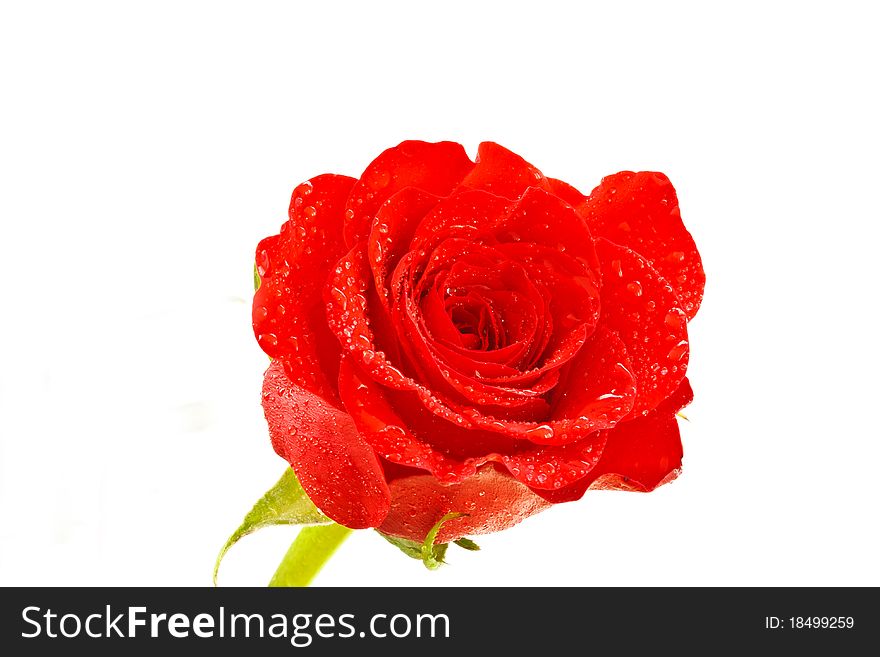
[254, 141, 704, 544]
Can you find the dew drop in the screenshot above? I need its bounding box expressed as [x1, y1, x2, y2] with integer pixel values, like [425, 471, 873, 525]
[303, 206, 317, 218]
[525, 424, 554, 441]
[611, 259, 623, 277]
[370, 169, 391, 190]
[664, 310, 683, 330]
[256, 249, 270, 277]
[329, 287, 347, 308]
[667, 340, 688, 362]
[258, 333, 278, 349]
[627, 281, 643, 297]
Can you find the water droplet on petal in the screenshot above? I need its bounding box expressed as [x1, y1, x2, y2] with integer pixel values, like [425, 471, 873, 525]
[256, 249, 270, 277]
[369, 169, 391, 190]
[525, 424, 554, 441]
[329, 287, 348, 308]
[664, 310, 683, 330]
[611, 259, 623, 277]
[627, 281, 643, 297]
[667, 340, 688, 362]
[303, 206, 317, 218]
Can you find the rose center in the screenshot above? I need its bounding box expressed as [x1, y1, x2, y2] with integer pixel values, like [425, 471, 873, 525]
[442, 288, 504, 351]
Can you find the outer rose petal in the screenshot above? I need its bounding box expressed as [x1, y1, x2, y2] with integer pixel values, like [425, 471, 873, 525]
[596, 238, 689, 417]
[343, 140, 473, 246]
[368, 187, 440, 310]
[458, 142, 553, 200]
[339, 355, 613, 490]
[254, 174, 356, 404]
[536, 379, 693, 503]
[261, 359, 391, 529]
[546, 177, 588, 208]
[550, 327, 637, 423]
[338, 355, 483, 482]
[580, 171, 705, 319]
[379, 464, 550, 543]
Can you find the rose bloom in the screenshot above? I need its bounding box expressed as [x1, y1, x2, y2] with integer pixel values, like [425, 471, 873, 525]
[254, 141, 704, 543]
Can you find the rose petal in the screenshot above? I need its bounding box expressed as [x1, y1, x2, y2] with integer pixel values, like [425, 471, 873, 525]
[497, 187, 600, 277]
[344, 140, 473, 246]
[547, 177, 588, 208]
[338, 356, 483, 481]
[458, 142, 553, 200]
[324, 243, 417, 392]
[499, 431, 607, 490]
[367, 187, 440, 311]
[551, 327, 637, 422]
[410, 188, 512, 257]
[340, 356, 615, 489]
[261, 359, 391, 529]
[379, 464, 550, 543]
[580, 171, 705, 319]
[405, 188, 602, 387]
[595, 238, 689, 416]
[536, 378, 693, 502]
[404, 245, 553, 395]
[253, 174, 356, 404]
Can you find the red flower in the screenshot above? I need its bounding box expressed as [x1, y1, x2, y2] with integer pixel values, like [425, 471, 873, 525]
[254, 141, 704, 543]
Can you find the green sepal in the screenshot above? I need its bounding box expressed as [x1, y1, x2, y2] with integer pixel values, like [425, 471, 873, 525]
[214, 468, 329, 585]
[454, 537, 481, 551]
[378, 512, 472, 570]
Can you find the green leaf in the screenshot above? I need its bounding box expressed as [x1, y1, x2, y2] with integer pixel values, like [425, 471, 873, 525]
[269, 524, 352, 587]
[253, 263, 261, 291]
[380, 533, 425, 560]
[378, 512, 469, 570]
[454, 537, 481, 551]
[214, 468, 330, 585]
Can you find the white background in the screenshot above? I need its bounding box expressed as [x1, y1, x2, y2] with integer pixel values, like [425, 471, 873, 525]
[1, 1, 878, 587]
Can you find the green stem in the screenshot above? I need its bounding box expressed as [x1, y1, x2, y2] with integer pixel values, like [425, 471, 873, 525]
[268, 524, 352, 587]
